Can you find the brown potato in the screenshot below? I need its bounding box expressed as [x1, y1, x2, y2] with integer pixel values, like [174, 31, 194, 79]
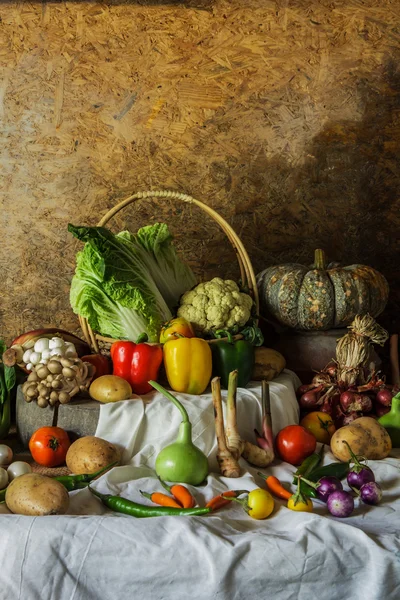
[66, 436, 120, 474]
[330, 416, 392, 462]
[89, 375, 132, 403]
[252, 347, 286, 381]
[5, 473, 69, 516]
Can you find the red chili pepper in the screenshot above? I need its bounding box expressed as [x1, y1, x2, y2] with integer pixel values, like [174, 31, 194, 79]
[110, 335, 163, 395]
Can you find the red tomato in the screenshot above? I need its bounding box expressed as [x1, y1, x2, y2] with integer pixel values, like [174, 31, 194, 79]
[81, 354, 111, 380]
[29, 426, 71, 467]
[276, 425, 317, 466]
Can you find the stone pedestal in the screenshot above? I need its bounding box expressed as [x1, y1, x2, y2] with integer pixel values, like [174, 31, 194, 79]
[16, 386, 100, 447]
[273, 329, 381, 383]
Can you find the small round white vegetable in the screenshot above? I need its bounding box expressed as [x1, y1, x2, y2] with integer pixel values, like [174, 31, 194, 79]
[34, 338, 50, 353]
[0, 445, 13, 466]
[50, 347, 65, 357]
[41, 349, 51, 361]
[29, 352, 42, 366]
[65, 348, 78, 358]
[0, 468, 8, 489]
[22, 349, 33, 364]
[7, 462, 32, 481]
[49, 337, 64, 350]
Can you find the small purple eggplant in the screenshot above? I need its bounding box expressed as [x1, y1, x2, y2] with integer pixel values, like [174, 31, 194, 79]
[360, 482, 382, 505]
[299, 476, 343, 503]
[327, 490, 354, 518]
[315, 476, 343, 503]
[343, 441, 375, 490]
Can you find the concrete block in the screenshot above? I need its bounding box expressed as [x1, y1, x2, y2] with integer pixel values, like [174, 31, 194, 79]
[16, 385, 100, 447]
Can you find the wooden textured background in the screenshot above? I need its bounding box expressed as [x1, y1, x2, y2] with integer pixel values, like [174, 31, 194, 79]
[1, 0, 399, 343]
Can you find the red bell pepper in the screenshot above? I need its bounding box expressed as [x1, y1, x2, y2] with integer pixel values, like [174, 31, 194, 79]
[110, 335, 163, 395]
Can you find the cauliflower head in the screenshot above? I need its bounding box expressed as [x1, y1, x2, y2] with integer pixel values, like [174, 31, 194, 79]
[177, 277, 253, 333]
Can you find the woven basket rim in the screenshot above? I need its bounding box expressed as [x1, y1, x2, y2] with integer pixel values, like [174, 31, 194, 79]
[77, 190, 259, 352]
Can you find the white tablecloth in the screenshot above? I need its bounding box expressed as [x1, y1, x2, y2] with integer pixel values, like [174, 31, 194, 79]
[1, 370, 399, 600]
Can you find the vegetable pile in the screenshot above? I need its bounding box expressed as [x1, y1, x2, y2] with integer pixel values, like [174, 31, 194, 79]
[296, 314, 397, 427]
[259, 440, 384, 518]
[21, 355, 95, 407]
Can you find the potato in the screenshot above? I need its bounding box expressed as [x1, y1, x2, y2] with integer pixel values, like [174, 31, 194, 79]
[5, 473, 69, 516]
[89, 375, 132, 403]
[66, 436, 120, 475]
[252, 347, 286, 381]
[330, 416, 392, 462]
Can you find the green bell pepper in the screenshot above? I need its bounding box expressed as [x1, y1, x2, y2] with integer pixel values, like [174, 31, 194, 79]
[211, 331, 254, 389]
[378, 392, 400, 448]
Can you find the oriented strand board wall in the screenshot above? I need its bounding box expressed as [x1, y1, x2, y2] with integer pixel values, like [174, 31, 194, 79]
[1, 0, 399, 342]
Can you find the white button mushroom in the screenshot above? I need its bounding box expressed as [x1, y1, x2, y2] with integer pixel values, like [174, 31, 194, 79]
[22, 349, 33, 364]
[49, 337, 64, 350]
[50, 347, 65, 357]
[40, 349, 51, 361]
[34, 338, 50, 353]
[29, 352, 41, 366]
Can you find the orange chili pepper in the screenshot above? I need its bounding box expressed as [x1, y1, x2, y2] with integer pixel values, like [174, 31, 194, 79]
[140, 491, 182, 509]
[158, 477, 196, 508]
[205, 490, 249, 511]
[258, 472, 292, 500]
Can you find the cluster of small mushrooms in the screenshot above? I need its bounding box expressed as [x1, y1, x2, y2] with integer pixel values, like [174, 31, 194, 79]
[21, 356, 95, 408]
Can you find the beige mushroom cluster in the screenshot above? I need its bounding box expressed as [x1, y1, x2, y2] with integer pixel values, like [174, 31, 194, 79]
[21, 356, 95, 408]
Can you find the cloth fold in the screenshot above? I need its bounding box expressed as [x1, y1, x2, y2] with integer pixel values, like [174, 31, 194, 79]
[1, 369, 399, 600]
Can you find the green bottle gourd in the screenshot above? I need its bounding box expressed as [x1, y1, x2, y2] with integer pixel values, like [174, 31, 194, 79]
[149, 380, 209, 485]
[378, 392, 400, 448]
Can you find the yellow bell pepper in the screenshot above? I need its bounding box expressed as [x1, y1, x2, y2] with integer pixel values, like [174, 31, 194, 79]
[163, 338, 212, 395]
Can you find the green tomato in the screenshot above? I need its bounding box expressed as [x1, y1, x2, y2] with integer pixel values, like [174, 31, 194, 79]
[247, 488, 274, 520]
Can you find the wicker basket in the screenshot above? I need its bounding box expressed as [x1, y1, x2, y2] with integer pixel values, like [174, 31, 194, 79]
[78, 190, 259, 353]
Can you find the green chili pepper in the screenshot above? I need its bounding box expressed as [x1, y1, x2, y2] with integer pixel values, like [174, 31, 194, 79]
[55, 461, 118, 491]
[210, 330, 255, 389]
[292, 445, 324, 485]
[0, 488, 6, 503]
[300, 461, 350, 498]
[89, 486, 212, 518]
[306, 461, 350, 482]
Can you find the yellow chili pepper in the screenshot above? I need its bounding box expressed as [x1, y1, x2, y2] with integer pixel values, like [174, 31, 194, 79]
[163, 337, 212, 395]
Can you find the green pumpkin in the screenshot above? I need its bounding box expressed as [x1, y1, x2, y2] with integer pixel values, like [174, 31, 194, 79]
[257, 249, 389, 331]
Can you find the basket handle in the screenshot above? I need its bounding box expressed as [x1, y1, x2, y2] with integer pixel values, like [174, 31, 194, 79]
[97, 190, 259, 314]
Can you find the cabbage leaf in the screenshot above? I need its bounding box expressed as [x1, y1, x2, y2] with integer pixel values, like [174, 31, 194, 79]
[68, 223, 196, 342]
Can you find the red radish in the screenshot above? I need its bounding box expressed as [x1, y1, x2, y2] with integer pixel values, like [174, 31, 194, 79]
[343, 411, 362, 425]
[340, 391, 364, 412]
[312, 372, 332, 386]
[324, 362, 337, 377]
[297, 383, 318, 397]
[375, 403, 391, 417]
[376, 388, 393, 407]
[340, 391, 356, 412]
[320, 398, 333, 415]
[360, 395, 373, 413]
[320, 391, 340, 415]
[299, 388, 323, 410]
